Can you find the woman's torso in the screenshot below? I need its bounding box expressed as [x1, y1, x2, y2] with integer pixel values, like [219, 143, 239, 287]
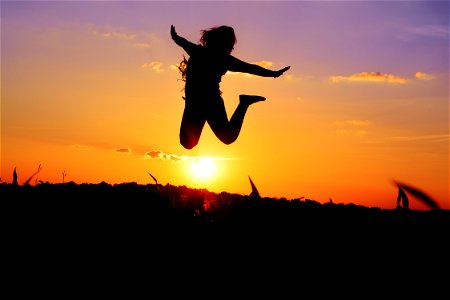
[185, 47, 229, 101]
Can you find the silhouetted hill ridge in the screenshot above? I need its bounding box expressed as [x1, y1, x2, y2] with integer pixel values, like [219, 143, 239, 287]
[4, 181, 450, 272]
[2, 181, 448, 233]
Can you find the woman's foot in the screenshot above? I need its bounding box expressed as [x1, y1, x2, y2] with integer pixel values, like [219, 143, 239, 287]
[239, 95, 266, 106]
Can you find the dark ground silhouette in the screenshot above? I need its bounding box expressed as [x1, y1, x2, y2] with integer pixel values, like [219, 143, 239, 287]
[3, 180, 449, 287]
[3, 181, 448, 237]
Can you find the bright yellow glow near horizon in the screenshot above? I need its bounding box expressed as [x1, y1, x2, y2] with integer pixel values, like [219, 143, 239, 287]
[190, 157, 216, 182]
[1, 1, 448, 210]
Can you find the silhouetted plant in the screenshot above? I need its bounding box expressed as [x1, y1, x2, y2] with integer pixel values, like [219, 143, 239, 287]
[24, 164, 42, 186]
[12, 167, 18, 186]
[248, 176, 261, 199]
[393, 181, 439, 210]
[146, 172, 161, 195]
[148, 172, 158, 185]
[396, 187, 409, 210]
[1, 176, 448, 237]
[62, 170, 67, 183]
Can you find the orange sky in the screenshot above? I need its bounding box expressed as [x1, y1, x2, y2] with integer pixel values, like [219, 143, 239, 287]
[1, 1, 448, 210]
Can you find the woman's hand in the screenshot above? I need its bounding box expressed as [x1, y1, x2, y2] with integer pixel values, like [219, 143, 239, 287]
[273, 66, 291, 78]
[170, 25, 177, 38]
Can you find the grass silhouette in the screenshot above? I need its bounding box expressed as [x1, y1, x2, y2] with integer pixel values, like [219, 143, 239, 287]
[248, 176, 261, 199]
[393, 180, 440, 210]
[3, 168, 448, 238]
[148, 172, 158, 185]
[3, 178, 447, 287]
[23, 164, 42, 186]
[2, 177, 448, 229]
[2, 172, 449, 270]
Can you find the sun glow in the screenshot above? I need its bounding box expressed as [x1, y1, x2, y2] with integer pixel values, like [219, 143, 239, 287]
[190, 157, 216, 181]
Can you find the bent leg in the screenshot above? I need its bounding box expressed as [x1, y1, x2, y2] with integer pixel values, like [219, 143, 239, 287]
[208, 95, 265, 145]
[180, 104, 206, 149]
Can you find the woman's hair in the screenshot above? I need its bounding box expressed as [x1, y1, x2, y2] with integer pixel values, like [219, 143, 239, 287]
[178, 26, 237, 82]
[200, 25, 237, 54]
[177, 55, 188, 82]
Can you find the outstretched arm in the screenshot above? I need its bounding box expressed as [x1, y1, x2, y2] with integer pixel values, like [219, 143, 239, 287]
[228, 56, 291, 78]
[170, 25, 199, 56]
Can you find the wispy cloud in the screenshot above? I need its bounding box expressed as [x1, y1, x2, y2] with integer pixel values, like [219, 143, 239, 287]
[333, 120, 372, 127]
[141, 61, 164, 72]
[116, 148, 131, 154]
[144, 150, 187, 162]
[391, 134, 449, 143]
[331, 71, 437, 84]
[135, 43, 152, 49]
[330, 72, 408, 84]
[88, 25, 136, 41]
[398, 25, 449, 41]
[69, 144, 94, 151]
[87, 24, 153, 49]
[410, 25, 449, 38]
[415, 71, 435, 80]
[253, 61, 273, 68]
[144, 149, 235, 163]
[284, 74, 294, 80]
[338, 129, 368, 136]
[333, 119, 373, 136]
[72, 144, 133, 154]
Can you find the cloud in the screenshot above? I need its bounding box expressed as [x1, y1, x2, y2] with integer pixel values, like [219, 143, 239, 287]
[334, 120, 372, 127]
[88, 25, 136, 41]
[415, 71, 435, 80]
[144, 149, 236, 163]
[135, 43, 152, 49]
[330, 72, 408, 84]
[398, 25, 449, 41]
[141, 61, 164, 72]
[69, 144, 94, 151]
[284, 74, 293, 80]
[410, 25, 449, 38]
[333, 119, 372, 136]
[391, 134, 449, 143]
[253, 61, 273, 68]
[116, 148, 131, 154]
[338, 129, 368, 136]
[144, 150, 188, 162]
[87, 24, 154, 49]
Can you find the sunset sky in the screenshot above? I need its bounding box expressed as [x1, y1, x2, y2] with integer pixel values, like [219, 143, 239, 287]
[2, 1, 449, 210]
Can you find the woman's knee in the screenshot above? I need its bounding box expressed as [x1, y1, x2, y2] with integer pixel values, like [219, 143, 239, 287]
[180, 136, 198, 149]
[218, 134, 236, 145]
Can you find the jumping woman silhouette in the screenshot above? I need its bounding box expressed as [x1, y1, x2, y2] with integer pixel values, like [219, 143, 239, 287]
[171, 25, 290, 149]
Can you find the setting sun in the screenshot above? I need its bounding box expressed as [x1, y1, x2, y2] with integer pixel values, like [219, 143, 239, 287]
[1, 1, 448, 210]
[190, 157, 216, 181]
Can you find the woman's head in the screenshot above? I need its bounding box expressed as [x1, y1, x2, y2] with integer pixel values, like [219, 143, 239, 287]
[200, 26, 237, 54]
